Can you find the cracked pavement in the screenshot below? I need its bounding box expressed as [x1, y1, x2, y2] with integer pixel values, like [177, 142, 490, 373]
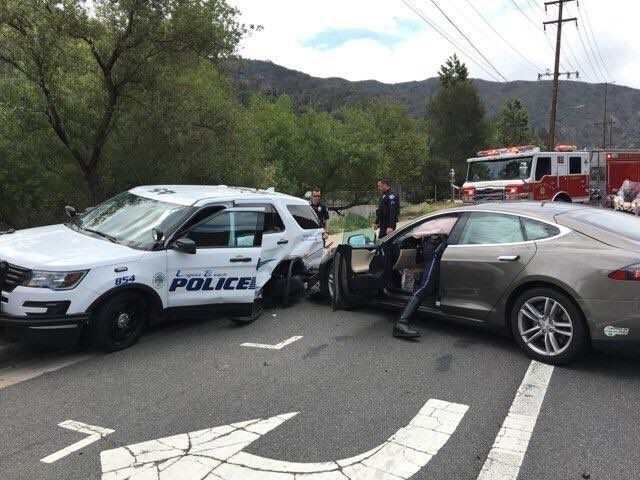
[1, 301, 640, 479]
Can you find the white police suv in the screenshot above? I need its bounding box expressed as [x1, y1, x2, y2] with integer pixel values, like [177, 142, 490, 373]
[0, 186, 325, 351]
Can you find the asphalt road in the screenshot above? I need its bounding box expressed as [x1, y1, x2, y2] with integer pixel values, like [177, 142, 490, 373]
[0, 299, 638, 480]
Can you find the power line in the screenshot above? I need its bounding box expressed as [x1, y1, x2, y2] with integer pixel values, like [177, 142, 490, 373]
[399, 0, 502, 81]
[509, 0, 568, 71]
[463, 0, 543, 72]
[525, 0, 545, 13]
[577, 0, 612, 81]
[574, 19, 604, 82]
[571, 5, 606, 81]
[426, 0, 508, 81]
[446, 1, 538, 75]
[563, 35, 593, 82]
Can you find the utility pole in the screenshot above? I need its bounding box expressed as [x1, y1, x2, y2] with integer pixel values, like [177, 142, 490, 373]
[543, 0, 577, 150]
[594, 117, 616, 149]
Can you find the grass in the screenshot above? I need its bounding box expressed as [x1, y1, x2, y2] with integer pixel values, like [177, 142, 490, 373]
[327, 201, 455, 236]
[398, 201, 456, 222]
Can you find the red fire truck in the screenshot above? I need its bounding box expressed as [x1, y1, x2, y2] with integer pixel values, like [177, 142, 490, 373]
[461, 145, 591, 203]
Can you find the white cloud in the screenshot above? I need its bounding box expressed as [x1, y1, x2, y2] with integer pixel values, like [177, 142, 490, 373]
[230, 0, 639, 89]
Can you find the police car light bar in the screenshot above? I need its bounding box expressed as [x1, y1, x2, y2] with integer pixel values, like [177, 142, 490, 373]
[476, 145, 536, 157]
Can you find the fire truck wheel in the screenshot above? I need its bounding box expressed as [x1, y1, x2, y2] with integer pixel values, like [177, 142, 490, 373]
[91, 292, 148, 352]
[510, 287, 589, 365]
[553, 193, 572, 202]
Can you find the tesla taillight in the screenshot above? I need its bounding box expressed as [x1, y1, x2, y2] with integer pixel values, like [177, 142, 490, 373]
[608, 264, 640, 281]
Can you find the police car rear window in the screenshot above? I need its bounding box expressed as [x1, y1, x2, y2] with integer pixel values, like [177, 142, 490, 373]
[287, 205, 322, 230]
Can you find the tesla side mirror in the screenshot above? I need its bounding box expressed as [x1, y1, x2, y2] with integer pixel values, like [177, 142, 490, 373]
[152, 228, 164, 242]
[173, 237, 196, 254]
[348, 234, 367, 247]
[65, 205, 77, 218]
[519, 162, 528, 180]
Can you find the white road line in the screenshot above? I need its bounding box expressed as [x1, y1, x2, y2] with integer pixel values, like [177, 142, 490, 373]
[100, 398, 468, 479]
[0, 352, 97, 390]
[41, 420, 115, 464]
[477, 360, 554, 480]
[241, 335, 303, 350]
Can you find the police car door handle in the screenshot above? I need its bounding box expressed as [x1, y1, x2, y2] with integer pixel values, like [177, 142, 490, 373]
[230, 256, 252, 263]
[498, 255, 520, 262]
[277, 239, 289, 245]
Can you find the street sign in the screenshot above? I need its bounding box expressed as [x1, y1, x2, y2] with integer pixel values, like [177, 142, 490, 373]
[100, 398, 468, 479]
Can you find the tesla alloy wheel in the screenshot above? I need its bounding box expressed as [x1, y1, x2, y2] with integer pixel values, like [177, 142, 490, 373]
[511, 287, 588, 365]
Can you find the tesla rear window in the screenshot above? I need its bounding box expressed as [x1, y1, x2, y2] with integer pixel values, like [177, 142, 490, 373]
[522, 218, 560, 240]
[562, 209, 640, 242]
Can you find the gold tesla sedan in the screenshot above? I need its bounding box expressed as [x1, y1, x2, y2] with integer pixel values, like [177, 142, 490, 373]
[321, 202, 640, 365]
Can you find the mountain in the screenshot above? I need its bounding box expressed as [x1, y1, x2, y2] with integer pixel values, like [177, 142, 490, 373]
[228, 59, 640, 149]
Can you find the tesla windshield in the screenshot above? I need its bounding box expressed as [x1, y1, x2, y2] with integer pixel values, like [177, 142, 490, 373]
[69, 192, 192, 249]
[467, 156, 532, 182]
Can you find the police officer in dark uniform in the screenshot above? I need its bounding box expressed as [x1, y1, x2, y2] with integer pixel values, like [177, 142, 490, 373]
[310, 188, 330, 234]
[393, 233, 448, 338]
[374, 180, 400, 239]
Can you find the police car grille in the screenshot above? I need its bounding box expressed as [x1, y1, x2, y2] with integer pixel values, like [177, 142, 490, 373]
[1, 263, 31, 292]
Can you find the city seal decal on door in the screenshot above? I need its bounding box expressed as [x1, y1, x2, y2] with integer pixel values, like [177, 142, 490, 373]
[152, 273, 166, 289]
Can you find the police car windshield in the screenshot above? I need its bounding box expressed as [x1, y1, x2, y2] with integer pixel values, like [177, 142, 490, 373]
[71, 192, 191, 249]
[468, 156, 532, 182]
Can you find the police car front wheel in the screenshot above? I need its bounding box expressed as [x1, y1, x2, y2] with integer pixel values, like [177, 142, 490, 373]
[91, 291, 148, 351]
[229, 299, 263, 325]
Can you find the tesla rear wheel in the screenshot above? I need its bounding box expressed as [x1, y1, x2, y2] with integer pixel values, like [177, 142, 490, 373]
[510, 288, 588, 365]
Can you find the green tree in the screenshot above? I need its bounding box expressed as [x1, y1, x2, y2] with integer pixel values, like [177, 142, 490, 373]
[0, 0, 247, 202]
[426, 56, 490, 180]
[437, 53, 468, 87]
[496, 98, 533, 146]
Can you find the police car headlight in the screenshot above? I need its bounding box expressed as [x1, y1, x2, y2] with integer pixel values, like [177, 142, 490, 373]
[23, 270, 89, 290]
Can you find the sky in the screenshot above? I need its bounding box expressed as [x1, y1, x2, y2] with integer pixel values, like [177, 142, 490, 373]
[229, 0, 639, 89]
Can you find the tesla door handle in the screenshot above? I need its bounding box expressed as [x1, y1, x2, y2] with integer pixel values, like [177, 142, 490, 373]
[498, 255, 520, 262]
[230, 256, 252, 263]
[277, 239, 289, 245]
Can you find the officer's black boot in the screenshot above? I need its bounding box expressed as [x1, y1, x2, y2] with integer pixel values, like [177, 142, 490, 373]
[393, 296, 422, 339]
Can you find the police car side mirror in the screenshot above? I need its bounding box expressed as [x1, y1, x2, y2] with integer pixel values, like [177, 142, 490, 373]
[152, 228, 164, 242]
[173, 237, 197, 254]
[348, 234, 367, 247]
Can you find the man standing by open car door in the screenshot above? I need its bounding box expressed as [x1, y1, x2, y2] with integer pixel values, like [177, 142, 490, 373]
[374, 180, 400, 239]
[393, 216, 457, 339]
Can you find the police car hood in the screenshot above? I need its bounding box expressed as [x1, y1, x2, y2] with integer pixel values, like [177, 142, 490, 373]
[0, 224, 145, 270]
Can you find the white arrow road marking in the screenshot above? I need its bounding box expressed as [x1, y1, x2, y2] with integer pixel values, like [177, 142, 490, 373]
[477, 360, 554, 480]
[241, 335, 303, 350]
[100, 398, 468, 479]
[41, 420, 115, 464]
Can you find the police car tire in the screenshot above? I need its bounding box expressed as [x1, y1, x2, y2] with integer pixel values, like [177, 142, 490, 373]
[229, 299, 263, 325]
[91, 291, 148, 352]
